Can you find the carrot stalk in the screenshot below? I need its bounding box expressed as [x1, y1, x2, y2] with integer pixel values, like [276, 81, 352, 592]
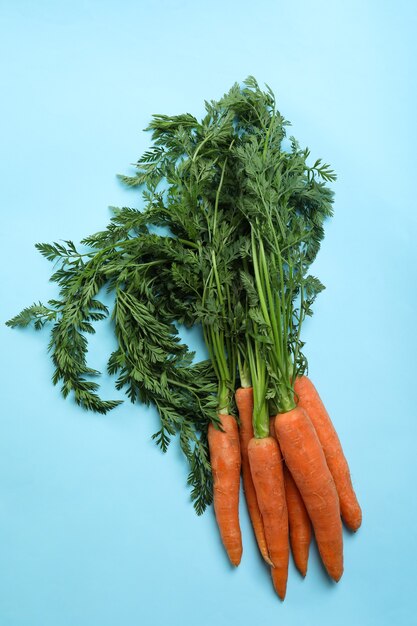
[207, 413, 243, 566]
[274, 407, 343, 582]
[248, 436, 289, 600]
[235, 386, 271, 565]
[294, 376, 362, 531]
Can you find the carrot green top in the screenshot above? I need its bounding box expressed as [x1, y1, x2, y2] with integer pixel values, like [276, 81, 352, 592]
[6, 76, 335, 509]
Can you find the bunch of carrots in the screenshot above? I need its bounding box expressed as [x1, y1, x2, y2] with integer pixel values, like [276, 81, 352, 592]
[7, 77, 361, 600]
[173, 79, 362, 598]
[214, 376, 361, 599]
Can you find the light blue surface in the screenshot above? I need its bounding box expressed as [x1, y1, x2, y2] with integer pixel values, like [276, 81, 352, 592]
[1, 1, 416, 624]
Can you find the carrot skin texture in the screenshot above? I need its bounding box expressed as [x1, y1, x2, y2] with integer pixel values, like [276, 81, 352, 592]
[274, 407, 343, 582]
[294, 376, 362, 531]
[283, 465, 312, 577]
[248, 436, 289, 599]
[208, 414, 243, 566]
[235, 387, 271, 565]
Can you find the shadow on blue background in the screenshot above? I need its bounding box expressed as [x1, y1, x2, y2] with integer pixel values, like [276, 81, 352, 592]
[1, 1, 416, 625]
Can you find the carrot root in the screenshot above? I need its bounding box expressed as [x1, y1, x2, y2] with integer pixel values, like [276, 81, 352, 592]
[248, 436, 289, 599]
[270, 417, 311, 578]
[283, 464, 312, 577]
[208, 414, 243, 567]
[236, 387, 272, 565]
[294, 376, 362, 531]
[275, 407, 343, 582]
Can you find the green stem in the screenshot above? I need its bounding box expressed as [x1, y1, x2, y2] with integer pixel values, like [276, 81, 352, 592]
[237, 351, 251, 388]
[218, 379, 229, 415]
[262, 113, 275, 160]
[192, 132, 213, 163]
[251, 222, 296, 414]
[251, 228, 271, 327]
[212, 158, 228, 239]
[247, 330, 269, 439]
[177, 238, 199, 250]
[259, 238, 283, 364]
[293, 280, 305, 381]
[203, 326, 221, 382]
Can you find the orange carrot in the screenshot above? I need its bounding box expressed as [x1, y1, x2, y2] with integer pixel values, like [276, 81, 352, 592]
[235, 387, 271, 565]
[271, 565, 288, 601]
[208, 414, 242, 566]
[248, 436, 289, 599]
[274, 407, 343, 582]
[269, 417, 311, 577]
[294, 376, 362, 531]
[283, 464, 312, 577]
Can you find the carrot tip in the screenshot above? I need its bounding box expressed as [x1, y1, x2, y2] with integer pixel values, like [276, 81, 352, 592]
[271, 571, 288, 600]
[293, 555, 308, 577]
[330, 570, 343, 583]
[273, 585, 287, 601]
[344, 520, 362, 532]
[230, 554, 242, 567]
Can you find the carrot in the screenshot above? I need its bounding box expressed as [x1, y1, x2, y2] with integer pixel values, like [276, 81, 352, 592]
[271, 565, 288, 601]
[208, 414, 243, 566]
[235, 387, 271, 565]
[294, 376, 362, 531]
[248, 436, 289, 600]
[283, 465, 312, 577]
[269, 417, 312, 577]
[274, 407, 343, 582]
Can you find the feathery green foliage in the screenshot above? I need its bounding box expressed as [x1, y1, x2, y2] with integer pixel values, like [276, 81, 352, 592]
[6, 76, 335, 510]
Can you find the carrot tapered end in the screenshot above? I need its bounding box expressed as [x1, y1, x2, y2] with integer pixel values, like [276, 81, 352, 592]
[293, 545, 309, 577]
[296, 563, 307, 578]
[228, 546, 243, 567]
[343, 508, 362, 532]
[271, 568, 287, 601]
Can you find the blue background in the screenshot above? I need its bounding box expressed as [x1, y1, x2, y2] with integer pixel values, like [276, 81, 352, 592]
[1, 1, 416, 624]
